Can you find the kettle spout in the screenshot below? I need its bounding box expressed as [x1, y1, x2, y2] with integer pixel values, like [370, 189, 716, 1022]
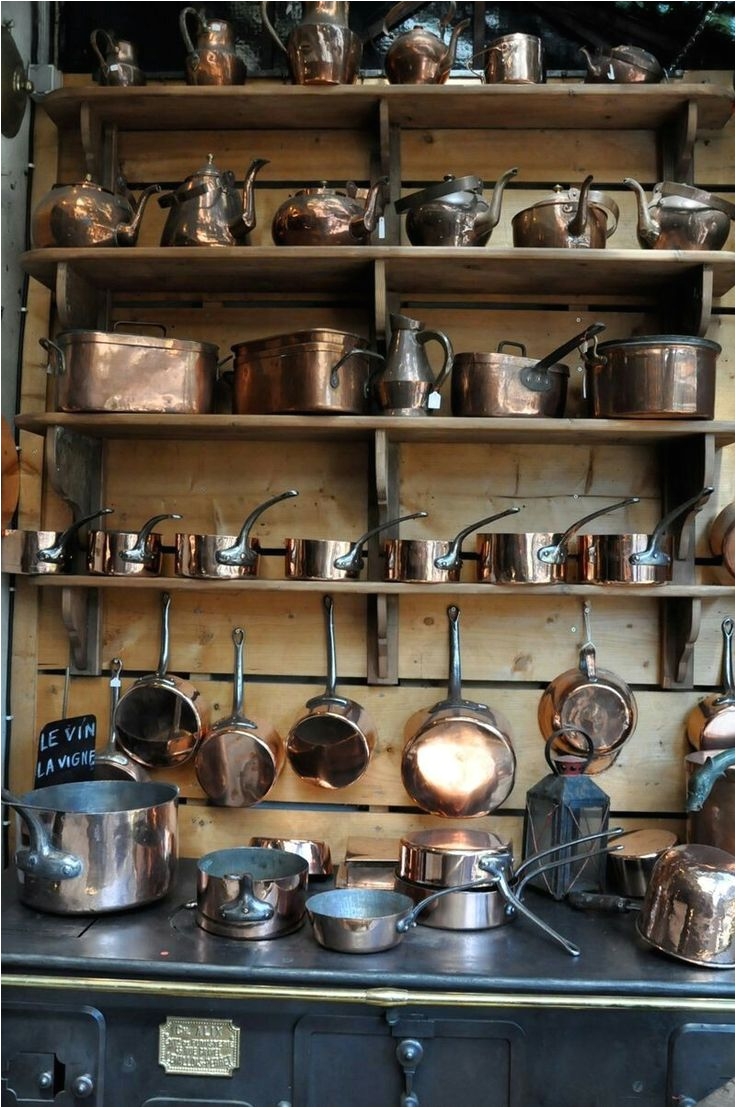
[579, 46, 603, 79]
[116, 184, 162, 245]
[437, 16, 470, 80]
[241, 158, 271, 235]
[623, 176, 660, 247]
[350, 176, 389, 240]
[567, 174, 593, 238]
[487, 166, 518, 230]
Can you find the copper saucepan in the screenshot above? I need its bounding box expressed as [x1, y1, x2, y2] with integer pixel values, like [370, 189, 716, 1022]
[175, 490, 298, 579]
[285, 511, 427, 581]
[384, 508, 521, 583]
[538, 602, 638, 767]
[401, 605, 516, 817]
[114, 592, 210, 767]
[92, 658, 149, 782]
[196, 847, 308, 939]
[578, 487, 713, 585]
[2, 508, 113, 575]
[87, 512, 182, 577]
[685, 617, 735, 751]
[477, 497, 639, 584]
[195, 627, 285, 806]
[286, 595, 377, 789]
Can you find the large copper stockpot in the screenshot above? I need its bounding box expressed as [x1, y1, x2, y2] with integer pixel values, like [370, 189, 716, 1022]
[231, 329, 383, 415]
[286, 595, 377, 789]
[401, 605, 516, 818]
[538, 603, 637, 766]
[578, 487, 713, 586]
[685, 618, 735, 751]
[451, 323, 605, 418]
[87, 512, 182, 577]
[196, 848, 308, 939]
[40, 325, 219, 414]
[384, 508, 521, 583]
[285, 511, 427, 581]
[195, 628, 285, 806]
[175, 490, 298, 579]
[584, 335, 720, 419]
[477, 497, 639, 585]
[1, 508, 112, 575]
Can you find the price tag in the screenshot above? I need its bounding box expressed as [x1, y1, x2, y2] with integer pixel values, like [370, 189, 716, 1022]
[427, 391, 442, 410]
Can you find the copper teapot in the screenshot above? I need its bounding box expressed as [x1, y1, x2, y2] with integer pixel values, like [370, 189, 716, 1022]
[624, 178, 735, 251]
[158, 155, 269, 247]
[512, 175, 619, 249]
[383, 2, 469, 85]
[90, 28, 146, 86]
[261, 1, 361, 85]
[395, 169, 518, 247]
[32, 174, 161, 248]
[271, 179, 388, 246]
[180, 7, 246, 85]
[580, 44, 663, 84]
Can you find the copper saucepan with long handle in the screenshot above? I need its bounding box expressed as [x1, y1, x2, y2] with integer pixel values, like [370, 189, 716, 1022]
[195, 627, 285, 806]
[92, 658, 149, 782]
[286, 595, 377, 789]
[87, 511, 182, 577]
[578, 487, 714, 585]
[2, 508, 113, 575]
[176, 490, 299, 579]
[285, 511, 427, 580]
[401, 605, 516, 817]
[538, 602, 637, 766]
[477, 497, 639, 584]
[384, 507, 521, 583]
[113, 591, 210, 767]
[685, 617, 735, 751]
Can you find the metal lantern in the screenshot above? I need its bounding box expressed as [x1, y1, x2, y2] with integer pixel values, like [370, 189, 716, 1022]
[522, 727, 611, 900]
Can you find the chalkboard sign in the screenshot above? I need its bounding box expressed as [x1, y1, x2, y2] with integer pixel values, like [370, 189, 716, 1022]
[34, 714, 97, 787]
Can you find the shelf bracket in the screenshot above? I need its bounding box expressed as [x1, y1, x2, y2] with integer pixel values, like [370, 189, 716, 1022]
[662, 264, 713, 337]
[661, 98, 698, 184]
[661, 597, 702, 690]
[56, 262, 105, 331]
[61, 586, 102, 676]
[367, 430, 400, 685]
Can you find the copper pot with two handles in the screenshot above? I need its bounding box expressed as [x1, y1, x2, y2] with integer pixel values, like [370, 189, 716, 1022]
[88, 512, 182, 577]
[385, 508, 521, 583]
[175, 490, 299, 579]
[285, 511, 427, 581]
[512, 177, 620, 249]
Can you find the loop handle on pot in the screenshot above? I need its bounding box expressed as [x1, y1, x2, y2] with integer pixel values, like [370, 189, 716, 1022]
[40, 337, 66, 377]
[216, 489, 299, 568]
[544, 725, 594, 774]
[434, 507, 522, 570]
[36, 507, 114, 565]
[90, 27, 116, 71]
[537, 496, 639, 565]
[119, 512, 182, 565]
[394, 175, 484, 214]
[112, 320, 168, 337]
[1, 787, 84, 882]
[333, 511, 428, 573]
[218, 871, 275, 924]
[179, 5, 203, 56]
[417, 327, 454, 396]
[520, 322, 606, 393]
[629, 486, 713, 568]
[329, 347, 385, 392]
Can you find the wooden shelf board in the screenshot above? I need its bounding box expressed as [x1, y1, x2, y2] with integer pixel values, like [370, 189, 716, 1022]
[27, 575, 733, 598]
[20, 247, 736, 298]
[14, 413, 736, 449]
[37, 83, 735, 133]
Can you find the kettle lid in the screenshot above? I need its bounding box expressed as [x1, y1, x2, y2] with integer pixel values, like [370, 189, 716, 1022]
[657, 181, 735, 219]
[394, 174, 483, 213]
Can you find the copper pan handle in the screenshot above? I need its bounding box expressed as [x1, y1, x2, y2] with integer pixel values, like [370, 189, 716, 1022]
[630, 486, 713, 568]
[537, 496, 640, 565]
[332, 511, 428, 573]
[434, 507, 522, 570]
[217, 490, 299, 568]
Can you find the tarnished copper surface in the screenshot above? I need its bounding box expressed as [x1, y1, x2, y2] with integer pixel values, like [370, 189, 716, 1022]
[451, 352, 568, 418]
[397, 169, 517, 247]
[585, 336, 719, 419]
[512, 178, 619, 249]
[159, 155, 268, 247]
[90, 29, 146, 86]
[262, 3, 362, 85]
[625, 178, 734, 250]
[32, 176, 160, 248]
[180, 8, 247, 85]
[581, 45, 663, 84]
[272, 181, 386, 246]
[384, 14, 469, 84]
[483, 34, 544, 84]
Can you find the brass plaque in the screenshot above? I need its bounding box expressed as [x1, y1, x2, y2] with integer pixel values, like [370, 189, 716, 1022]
[158, 1016, 240, 1077]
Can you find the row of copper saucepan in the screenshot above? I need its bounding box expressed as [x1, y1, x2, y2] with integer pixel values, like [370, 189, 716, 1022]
[3, 487, 714, 588]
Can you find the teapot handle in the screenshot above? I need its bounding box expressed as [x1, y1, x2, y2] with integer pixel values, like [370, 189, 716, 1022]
[90, 28, 115, 71]
[261, 1, 288, 55]
[179, 6, 202, 56]
[418, 329, 454, 394]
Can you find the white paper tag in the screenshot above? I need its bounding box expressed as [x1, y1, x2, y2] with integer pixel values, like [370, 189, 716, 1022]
[377, 215, 386, 240]
[110, 677, 121, 688]
[427, 391, 442, 410]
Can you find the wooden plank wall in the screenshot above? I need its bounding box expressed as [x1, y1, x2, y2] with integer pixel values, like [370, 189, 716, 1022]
[9, 72, 734, 865]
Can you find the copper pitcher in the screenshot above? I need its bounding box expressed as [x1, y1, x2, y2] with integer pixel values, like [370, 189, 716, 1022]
[180, 7, 246, 85]
[261, 1, 361, 85]
[383, 2, 469, 85]
[624, 178, 735, 251]
[372, 313, 454, 416]
[90, 29, 146, 86]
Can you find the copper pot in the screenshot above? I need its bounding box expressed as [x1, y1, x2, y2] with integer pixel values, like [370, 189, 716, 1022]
[401, 605, 516, 818]
[685, 618, 735, 751]
[196, 848, 308, 939]
[483, 33, 543, 84]
[249, 837, 333, 878]
[605, 828, 678, 898]
[88, 512, 182, 577]
[581, 44, 663, 83]
[384, 508, 521, 583]
[175, 490, 298, 579]
[1, 508, 112, 576]
[285, 511, 426, 581]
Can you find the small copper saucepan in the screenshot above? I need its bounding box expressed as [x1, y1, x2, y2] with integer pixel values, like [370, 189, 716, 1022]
[2, 508, 113, 575]
[87, 512, 182, 577]
[195, 627, 285, 806]
[578, 487, 713, 585]
[285, 511, 427, 581]
[384, 508, 521, 583]
[175, 490, 299, 579]
[477, 497, 639, 584]
[286, 595, 377, 789]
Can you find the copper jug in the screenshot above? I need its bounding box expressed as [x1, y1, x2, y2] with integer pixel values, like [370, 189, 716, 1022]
[261, 1, 361, 86]
[90, 29, 146, 86]
[158, 155, 269, 247]
[180, 7, 247, 85]
[271, 179, 387, 246]
[624, 178, 735, 251]
[372, 313, 454, 417]
[383, 2, 469, 85]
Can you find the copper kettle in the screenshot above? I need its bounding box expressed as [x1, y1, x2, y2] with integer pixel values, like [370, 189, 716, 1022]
[261, 1, 362, 86]
[580, 44, 663, 84]
[90, 28, 146, 86]
[271, 179, 388, 246]
[180, 7, 246, 85]
[158, 155, 269, 247]
[383, 2, 469, 85]
[624, 178, 735, 251]
[395, 169, 518, 247]
[512, 175, 619, 249]
[31, 174, 161, 249]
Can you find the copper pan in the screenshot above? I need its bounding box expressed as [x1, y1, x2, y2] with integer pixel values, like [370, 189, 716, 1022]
[249, 836, 333, 878]
[685, 617, 735, 751]
[477, 496, 639, 584]
[175, 490, 298, 579]
[538, 602, 637, 762]
[578, 487, 713, 585]
[87, 512, 181, 577]
[92, 658, 149, 782]
[285, 511, 427, 581]
[195, 627, 285, 807]
[2, 508, 113, 575]
[401, 605, 516, 818]
[385, 508, 520, 583]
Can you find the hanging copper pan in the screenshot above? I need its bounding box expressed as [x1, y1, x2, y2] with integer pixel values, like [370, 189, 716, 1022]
[175, 490, 298, 579]
[92, 658, 149, 782]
